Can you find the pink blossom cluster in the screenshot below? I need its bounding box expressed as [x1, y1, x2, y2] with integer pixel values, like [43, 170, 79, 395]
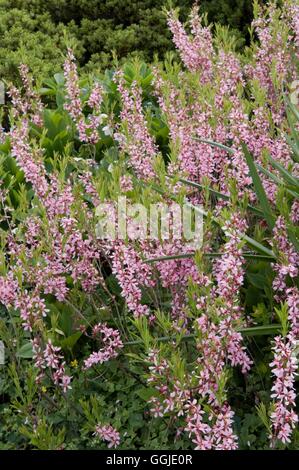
[64, 49, 104, 144]
[212, 213, 252, 373]
[143, 211, 252, 449]
[286, 288, 299, 336]
[83, 323, 123, 369]
[185, 401, 238, 450]
[270, 334, 298, 445]
[115, 73, 157, 179]
[147, 348, 191, 417]
[10, 120, 49, 200]
[167, 6, 213, 81]
[184, 401, 213, 450]
[269, 217, 299, 445]
[0, 0, 298, 452]
[8, 64, 43, 126]
[0, 79, 107, 387]
[247, 3, 296, 124]
[94, 424, 120, 448]
[32, 339, 72, 393]
[154, 240, 209, 323]
[156, 5, 295, 202]
[119, 175, 133, 193]
[15, 290, 48, 332]
[147, 348, 239, 450]
[152, 76, 216, 182]
[79, 171, 100, 206]
[0, 273, 19, 307]
[111, 243, 155, 317]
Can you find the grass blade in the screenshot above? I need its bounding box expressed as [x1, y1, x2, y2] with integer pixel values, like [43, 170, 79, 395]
[238, 324, 281, 336]
[242, 143, 276, 230]
[178, 177, 264, 216]
[144, 252, 275, 263]
[267, 155, 299, 188]
[256, 163, 299, 199]
[194, 137, 235, 154]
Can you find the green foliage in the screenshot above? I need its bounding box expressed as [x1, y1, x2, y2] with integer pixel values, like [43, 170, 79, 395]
[0, 1, 82, 84]
[0, 0, 254, 82]
[201, 0, 253, 48]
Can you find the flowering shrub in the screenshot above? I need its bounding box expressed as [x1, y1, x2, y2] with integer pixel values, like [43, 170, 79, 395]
[0, 0, 298, 450]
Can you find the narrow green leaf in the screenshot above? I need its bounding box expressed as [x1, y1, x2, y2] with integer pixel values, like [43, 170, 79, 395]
[179, 177, 264, 216]
[287, 227, 299, 253]
[144, 252, 275, 264]
[60, 331, 82, 350]
[256, 163, 299, 199]
[285, 135, 299, 163]
[242, 234, 276, 258]
[238, 324, 281, 336]
[287, 99, 299, 121]
[194, 137, 235, 154]
[267, 155, 299, 188]
[242, 143, 275, 230]
[134, 171, 276, 260]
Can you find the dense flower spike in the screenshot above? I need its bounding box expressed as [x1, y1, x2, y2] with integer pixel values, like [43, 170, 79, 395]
[10, 120, 49, 199]
[270, 335, 298, 445]
[8, 64, 43, 125]
[271, 216, 299, 294]
[269, 215, 299, 445]
[64, 49, 104, 144]
[212, 404, 238, 450]
[83, 323, 123, 369]
[115, 73, 157, 179]
[185, 401, 213, 450]
[167, 6, 213, 81]
[111, 242, 155, 317]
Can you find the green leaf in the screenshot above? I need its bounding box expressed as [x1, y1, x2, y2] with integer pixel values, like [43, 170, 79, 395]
[137, 387, 157, 401]
[194, 137, 234, 154]
[256, 163, 299, 199]
[287, 227, 299, 253]
[246, 272, 268, 289]
[242, 143, 275, 230]
[54, 73, 65, 85]
[136, 170, 276, 260]
[267, 155, 299, 188]
[178, 177, 263, 216]
[285, 135, 299, 163]
[242, 234, 275, 258]
[239, 324, 281, 336]
[128, 413, 144, 429]
[144, 252, 275, 264]
[60, 331, 82, 350]
[16, 342, 33, 359]
[287, 99, 299, 121]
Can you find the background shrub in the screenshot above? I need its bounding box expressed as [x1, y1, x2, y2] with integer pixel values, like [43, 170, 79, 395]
[0, 0, 254, 82]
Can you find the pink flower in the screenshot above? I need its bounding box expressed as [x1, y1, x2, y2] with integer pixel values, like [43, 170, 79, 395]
[167, 6, 213, 81]
[269, 334, 298, 446]
[64, 49, 104, 144]
[83, 323, 123, 369]
[94, 424, 120, 448]
[212, 404, 238, 450]
[115, 73, 157, 180]
[111, 242, 155, 317]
